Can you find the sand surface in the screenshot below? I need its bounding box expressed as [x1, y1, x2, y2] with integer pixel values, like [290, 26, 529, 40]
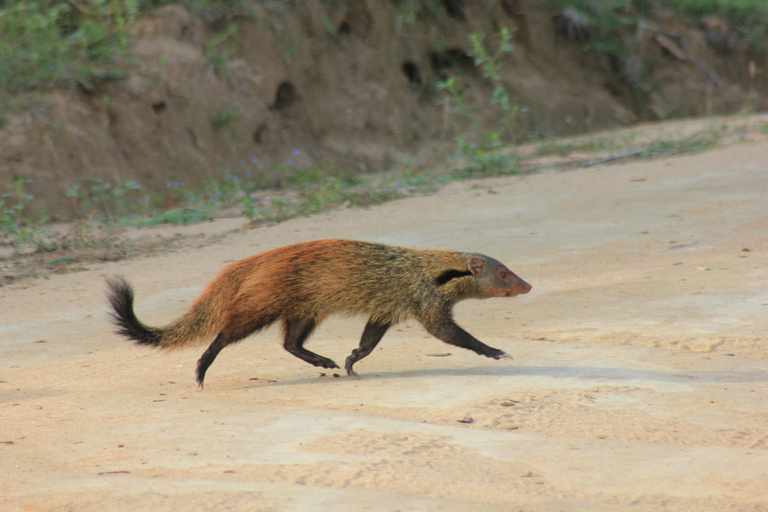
[2, 130, 768, 511]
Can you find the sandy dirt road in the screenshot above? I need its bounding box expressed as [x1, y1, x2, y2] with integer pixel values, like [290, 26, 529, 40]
[2, 129, 768, 511]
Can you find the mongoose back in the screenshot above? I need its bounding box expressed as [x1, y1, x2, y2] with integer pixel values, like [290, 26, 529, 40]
[106, 239, 532, 386]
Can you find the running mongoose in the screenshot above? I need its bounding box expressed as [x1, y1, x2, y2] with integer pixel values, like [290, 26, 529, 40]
[106, 239, 532, 386]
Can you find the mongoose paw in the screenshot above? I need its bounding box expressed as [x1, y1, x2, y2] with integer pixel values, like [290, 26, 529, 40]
[312, 357, 340, 370]
[490, 350, 513, 360]
[344, 356, 362, 379]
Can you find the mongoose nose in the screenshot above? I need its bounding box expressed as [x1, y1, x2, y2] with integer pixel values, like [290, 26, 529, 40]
[522, 283, 532, 294]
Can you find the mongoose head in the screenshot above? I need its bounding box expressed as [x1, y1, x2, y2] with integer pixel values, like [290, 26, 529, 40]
[468, 256, 532, 298]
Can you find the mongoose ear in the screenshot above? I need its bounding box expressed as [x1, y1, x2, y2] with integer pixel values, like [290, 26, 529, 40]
[467, 256, 486, 277]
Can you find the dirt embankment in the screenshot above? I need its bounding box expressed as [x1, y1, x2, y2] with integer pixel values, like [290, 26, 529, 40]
[1, 0, 767, 216]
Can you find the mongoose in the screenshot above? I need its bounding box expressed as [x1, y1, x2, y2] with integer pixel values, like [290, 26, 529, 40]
[106, 239, 532, 386]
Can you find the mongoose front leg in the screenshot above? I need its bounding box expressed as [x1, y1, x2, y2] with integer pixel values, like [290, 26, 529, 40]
[423, 320, 512, 360]
[283, 317, 339, 369]
[345, 319, 391, 379]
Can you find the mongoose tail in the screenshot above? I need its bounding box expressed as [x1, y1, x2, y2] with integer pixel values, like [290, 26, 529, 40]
[106, 276, 163, 346]
[106, 239, 531, 386]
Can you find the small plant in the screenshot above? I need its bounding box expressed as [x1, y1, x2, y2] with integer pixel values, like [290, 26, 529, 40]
[453, 134, 518, 177]
[434, 76, 474, 124]
[238, 194, 258, 219]
[204, 23, 238, 74]
[468, 27, 518, 140]
[210, 104, 237, 129]
[66, 175, 142, 221]
[396, 0, 443, 24]
[130, 208, 210, 227]
[0, 178, 58, 254]
[0, 178, 33, 233]
[434, 28, 521, 176]
[207, 171, 243, 203]
[296, 176, 344, 215]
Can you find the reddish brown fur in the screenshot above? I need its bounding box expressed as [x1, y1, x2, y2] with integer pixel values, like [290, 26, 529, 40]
[106, 239, 531, 385]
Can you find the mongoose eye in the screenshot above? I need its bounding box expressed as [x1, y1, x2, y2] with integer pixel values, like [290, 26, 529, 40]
[499, 271, 508, 280]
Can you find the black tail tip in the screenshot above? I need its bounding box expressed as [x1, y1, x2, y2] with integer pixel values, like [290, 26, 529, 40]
[105, 275, 135, 324]
[105, 275, 162, 347]
[106, 274, 133, 296]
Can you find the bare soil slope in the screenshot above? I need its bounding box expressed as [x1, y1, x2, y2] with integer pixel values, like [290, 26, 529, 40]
[2, 120, 767, 511]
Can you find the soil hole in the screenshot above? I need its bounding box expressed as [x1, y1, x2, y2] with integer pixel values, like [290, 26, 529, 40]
[338, 21, 351, 35]
[271, 81, 298, 111]
[152, 100, 167, 114]
[253, 123, 267, 144]
[430, 48, 475, 74]
[553, 8, 594, 42]
[441, 0, 465, 21]
[500, 0, 521, 17]
[402, 61, 422, 86]
[76, 80, 96, 96]
[188, 127, 199, 148]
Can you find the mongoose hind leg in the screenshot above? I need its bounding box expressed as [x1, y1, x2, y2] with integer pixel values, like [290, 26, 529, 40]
[345, 319, 391, 379]
[197, 311, 276, 387]
[283, 317, 339, 369]
[196, 333, 232, 388]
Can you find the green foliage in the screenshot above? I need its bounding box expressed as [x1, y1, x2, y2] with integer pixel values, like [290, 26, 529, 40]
[549, 0, 768, 56]
[0, 178, 57, 254]
[395, 0, 444, 24]
[0, 178, 34, 232]
[664, 0, 768, 26]
[665, 0, 768, 50]
[0, 0, 138, 91]
[452, 134, 518, 178]
[210, 104, 237, 129]
[467, 28, 518, 140]
[147, 0, 254, 13]
[0, 0, 255, 93]
[435, 76, 473, 123]
[435, 28, 520, 176]
[235, 162, 409, 223]
[130, 208, 210, 227]
[205, 23, 238, 73]
[66, 175, 142, 220]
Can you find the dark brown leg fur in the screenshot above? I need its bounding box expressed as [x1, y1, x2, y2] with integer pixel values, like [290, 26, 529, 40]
[282, 317, 339, 369]
[197, 312, 277, 387]
[345, 319, 391, 379]
[421, 318, 511, 360]
[196, 333, 230, 388]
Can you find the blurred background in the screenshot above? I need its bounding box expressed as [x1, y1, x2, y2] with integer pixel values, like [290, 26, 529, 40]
[0, 0, 766, 252]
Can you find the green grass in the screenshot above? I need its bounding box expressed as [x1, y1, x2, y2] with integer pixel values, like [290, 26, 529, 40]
[0, 0, 258, 95]
[666, 0, 768, 25]
[550, 0, 768, 27]
[210, 104, 237, 129]
[0, 0, 138, 92]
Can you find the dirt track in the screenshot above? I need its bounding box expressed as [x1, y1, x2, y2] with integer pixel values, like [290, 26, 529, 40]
[2, 128, 768, 511]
